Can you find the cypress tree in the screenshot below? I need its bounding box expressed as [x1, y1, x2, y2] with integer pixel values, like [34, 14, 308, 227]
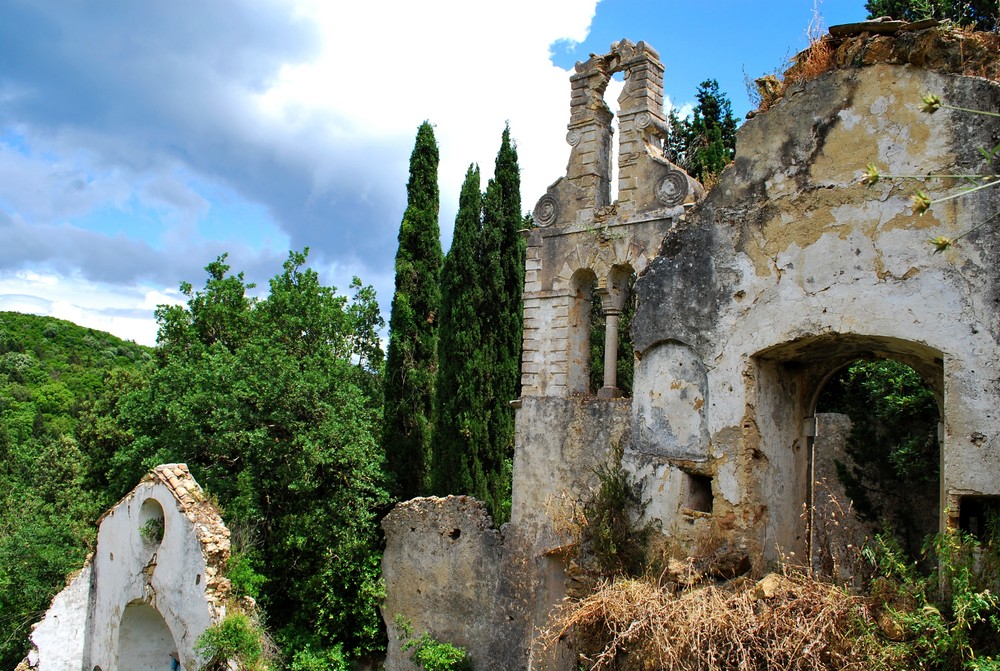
[382, 121, 442, 500]
[666, 79, 738, 183]
[430, 165, 486, 497]
[478, 125, 525, 523]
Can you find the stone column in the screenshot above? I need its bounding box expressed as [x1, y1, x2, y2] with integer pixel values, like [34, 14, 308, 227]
[600, 306, 622, 398]
[597, 278, 627, 399]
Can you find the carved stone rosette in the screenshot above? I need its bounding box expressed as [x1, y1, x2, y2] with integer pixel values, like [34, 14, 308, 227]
[533, 194, 560, 227]
[655, 169, 689, 207]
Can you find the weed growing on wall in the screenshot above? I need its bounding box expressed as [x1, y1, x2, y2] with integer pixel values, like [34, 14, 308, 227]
[394, 616, 471, 671]
[862, 95, 1000, 252]
[577, 441, 653, 578]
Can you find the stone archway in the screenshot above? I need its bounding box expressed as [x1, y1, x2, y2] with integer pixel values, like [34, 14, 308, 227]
[752, 334, 944, 563]
[118, 601, 181, 671]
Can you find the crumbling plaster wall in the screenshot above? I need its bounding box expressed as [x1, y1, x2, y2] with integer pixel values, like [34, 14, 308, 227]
[21, 465, 229, 671]
[630, 56, 1000, 562]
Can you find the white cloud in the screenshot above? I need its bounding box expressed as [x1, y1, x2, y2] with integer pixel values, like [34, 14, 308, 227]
[257, 0, 601, 232]
[0, 0, 611, 342]
[0, 270, 184, 346]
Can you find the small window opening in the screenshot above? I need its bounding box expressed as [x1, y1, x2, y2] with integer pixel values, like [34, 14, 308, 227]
[684, 473, 714, 514]
[959, 496, 1000, 542]
[138, 498, 165, 547]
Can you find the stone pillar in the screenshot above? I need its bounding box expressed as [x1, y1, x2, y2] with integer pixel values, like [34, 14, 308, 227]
[614, 40, 668, 212]
[601, 307, 622, 396]
[567, 55, 614, 210]
[596, 274, 628, 399]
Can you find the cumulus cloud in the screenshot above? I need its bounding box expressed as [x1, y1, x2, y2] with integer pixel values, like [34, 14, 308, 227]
[0, 0, 605, 341]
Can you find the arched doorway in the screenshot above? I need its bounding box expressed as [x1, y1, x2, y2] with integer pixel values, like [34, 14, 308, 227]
[812, 357, 941, 569]
[752, 334, 944, 566]
[118, 601, 181, 671]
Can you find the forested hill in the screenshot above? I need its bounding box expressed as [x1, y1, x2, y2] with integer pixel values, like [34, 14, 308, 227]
[0, 311, 150, 404]
[0, 311, 151, 668]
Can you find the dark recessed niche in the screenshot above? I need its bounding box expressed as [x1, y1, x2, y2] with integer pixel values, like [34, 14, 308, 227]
[959, 495, 1000, 541]
[684, 473, 714, 514]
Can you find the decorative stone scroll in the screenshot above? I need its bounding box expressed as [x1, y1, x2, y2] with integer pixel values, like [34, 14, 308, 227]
[533, 194, 560, 227]
[655, 169, 689, 207]
[634, 111, 652, 129]
[566, 130, 582, 147]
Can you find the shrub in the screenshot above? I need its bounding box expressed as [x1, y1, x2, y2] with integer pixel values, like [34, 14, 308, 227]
[196, 611, 275, 671]
[394, 616, 471, 671]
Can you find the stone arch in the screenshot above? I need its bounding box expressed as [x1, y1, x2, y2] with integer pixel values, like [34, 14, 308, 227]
[567, 268, 597, 395]
[751, 333, 944, 562]
[117, 601, 181, 671]
[138, 497, 165, 553]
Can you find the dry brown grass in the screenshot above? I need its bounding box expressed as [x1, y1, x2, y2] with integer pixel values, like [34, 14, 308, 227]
[785, 37, 836, 88]
[540, 570, 903, 671]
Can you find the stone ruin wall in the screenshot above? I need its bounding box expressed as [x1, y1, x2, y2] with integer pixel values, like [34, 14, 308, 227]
[20, 464, 230, 671]
[382, 27, 1000, 671]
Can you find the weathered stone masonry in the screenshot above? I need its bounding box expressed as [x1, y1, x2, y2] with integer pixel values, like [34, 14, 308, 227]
[383, 28, 1000, 671]
[20, 465, 230, 671]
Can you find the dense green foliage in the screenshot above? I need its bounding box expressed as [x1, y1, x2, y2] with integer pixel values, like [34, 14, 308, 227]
[430, 127, 524, 523]
[383, 121, 443, 501]
[581, 443, 651, 577]
[866, 0, 998, 30]
[196, 612, 272, 671]
[865, 528, 1000, 669]
[818, 359, 940, 556]
[0, 313, 150, 668]
[82, 251, 389, 662]
[395, 616, 472, 671]
[666, 79, 738, 184]
[431, 165, 486, 499]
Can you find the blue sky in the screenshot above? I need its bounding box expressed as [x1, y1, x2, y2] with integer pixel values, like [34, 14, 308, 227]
[0, 0, 874, 345]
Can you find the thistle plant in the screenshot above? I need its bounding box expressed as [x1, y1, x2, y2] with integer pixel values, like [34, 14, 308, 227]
[862, 94, 1000, 252]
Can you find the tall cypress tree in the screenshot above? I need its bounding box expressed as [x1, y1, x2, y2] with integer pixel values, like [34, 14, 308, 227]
[478, 125, 525, 523]
[431, 165, 486, 498]
[665, 79, 738, 183]
[383, 121, 442, 500]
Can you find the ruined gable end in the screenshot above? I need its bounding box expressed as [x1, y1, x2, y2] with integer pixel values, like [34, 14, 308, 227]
[19, 465, 230, 671]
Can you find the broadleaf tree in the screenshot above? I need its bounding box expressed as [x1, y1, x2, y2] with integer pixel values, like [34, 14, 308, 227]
[865, 0, 998, 30]
[382, 121, 443, 501]
[80, 251, 389, 662]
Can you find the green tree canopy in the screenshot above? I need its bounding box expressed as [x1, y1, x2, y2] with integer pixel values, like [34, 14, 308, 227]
[471, 125, 524, 522]
[0, 313, 150, 668]
[866, 0, 998, 30]
[431, 165, 486, 499]
[383, 121, 443, 501]
[666, 79, 738, 183]
[81, 251, 388, 661]
[430, 125, 525, 523]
